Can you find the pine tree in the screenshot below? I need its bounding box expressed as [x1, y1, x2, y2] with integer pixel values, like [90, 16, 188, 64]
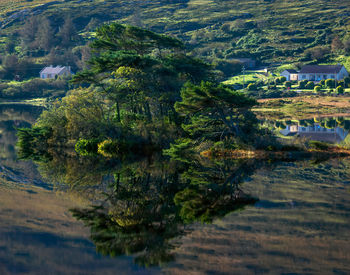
[35, 17, 55, 52]
[58, 17, 76, 48]
[20, 16, 39, 49]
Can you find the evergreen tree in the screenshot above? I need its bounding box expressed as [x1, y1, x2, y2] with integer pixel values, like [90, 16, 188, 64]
[58, 17, 77, 48]
[20, 16, 39, 49]
[35, 17, 55, 52]
[175, 82, 258, 141]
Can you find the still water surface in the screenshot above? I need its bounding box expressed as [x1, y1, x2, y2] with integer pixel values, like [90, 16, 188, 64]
[0, 104, 349, 274]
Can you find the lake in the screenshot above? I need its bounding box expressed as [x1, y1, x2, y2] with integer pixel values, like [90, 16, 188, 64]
[0, 104, 349, 274]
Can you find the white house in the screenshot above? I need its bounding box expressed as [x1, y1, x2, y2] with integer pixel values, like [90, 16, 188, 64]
[280, 69, 298, 81]
[280, 65, 349, 82]
[40, 65, 73, 79]
[298, 65, 349, 81]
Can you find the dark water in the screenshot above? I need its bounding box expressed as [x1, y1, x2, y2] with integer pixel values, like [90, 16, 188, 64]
[0, 104, 350, 274]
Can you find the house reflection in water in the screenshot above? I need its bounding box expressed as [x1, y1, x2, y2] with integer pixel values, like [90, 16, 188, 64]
[280, 124, 348, 143]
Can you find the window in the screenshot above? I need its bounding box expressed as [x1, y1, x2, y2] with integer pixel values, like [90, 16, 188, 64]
[323, 75, 327, 79]
[302, 75, 306, 79]
[331, 75, 335, 79]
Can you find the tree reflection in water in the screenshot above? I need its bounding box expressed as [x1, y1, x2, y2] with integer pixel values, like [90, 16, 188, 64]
[26, 153, 261, 267]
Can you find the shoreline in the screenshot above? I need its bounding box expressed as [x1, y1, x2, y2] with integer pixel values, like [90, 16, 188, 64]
[0, 98, 48, 106]
[200, 147, 350, 160]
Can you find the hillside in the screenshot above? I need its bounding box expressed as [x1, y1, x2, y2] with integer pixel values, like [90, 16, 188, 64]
[1, 0, 350, 80]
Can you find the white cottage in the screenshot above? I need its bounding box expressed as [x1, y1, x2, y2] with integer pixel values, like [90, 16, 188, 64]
[298, 65, 349, 81]
[40, 65, 72, 79]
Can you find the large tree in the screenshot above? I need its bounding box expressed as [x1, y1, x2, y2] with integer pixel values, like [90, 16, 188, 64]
[175, 81, 258, 142]
[72, 22, 213, 123]
[35, 17, 55, 52]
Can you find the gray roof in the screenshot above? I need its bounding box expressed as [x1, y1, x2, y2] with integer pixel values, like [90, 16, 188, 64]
[299, 65, 343, 74]
[283, 69, 298, 74]
[40, 65, 68, 74]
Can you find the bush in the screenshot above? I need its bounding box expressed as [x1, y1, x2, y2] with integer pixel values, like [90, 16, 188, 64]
[97, 139, 129, 157]
[305, 81, 314, 89]
[75, 138, 99, 156]
[344, 76, 350, 87]
[336, 85, 344, 94]
[325, 79, 336, 88]
[285, 81, 292, 88]
[274, 76, 286, 85]
[314, 85, 321, 92]
[298, 80, 308, 89]
[319, 79, 325, 86]
[2, 87, 19, 97]
[247, 83, 257, 91]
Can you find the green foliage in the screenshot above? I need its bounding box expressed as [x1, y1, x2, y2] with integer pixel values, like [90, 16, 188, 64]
[285, 81, 292, 88]
[279, 76, 287, 83]
[247, 83, 257, 91]
[97, 139, 130, 158]
[18, 23, 216, 154]
[35, 88, 112, 143]
[175, 81, 258, 143]
[299, 80, 308, 89]
[275, 76, 286, 85]
[305, 81, 315, 89]
[344, 77, 350, 87]
[163, 138, 196, 162]
[314, 85, 321, 92]
[0, 78, 69, 100]
[75, 138, 99, 156]
[325, 79, 336, 88]
[17, 126, 52, 159]
[336, 85, 344, 94]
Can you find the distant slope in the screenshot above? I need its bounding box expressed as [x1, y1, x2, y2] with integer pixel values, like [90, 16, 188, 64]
[1, 0, 350, 65]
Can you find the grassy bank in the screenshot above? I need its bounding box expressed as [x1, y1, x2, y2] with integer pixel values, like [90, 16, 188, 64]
[254, 95, 350, 120]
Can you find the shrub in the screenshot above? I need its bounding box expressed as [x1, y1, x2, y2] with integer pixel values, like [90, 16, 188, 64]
[325, 79, 336, 88]
[280, 76, 287, 83]
[338, 80, 345, 87]
[97, 139, 129, 157]
[305, 81, 314, 89]
[336, 85, 344, 94]
[285, 81, 292, 88]
[319, 79, 325, 86]
[344, 76, 350, 87]
[314, 85, 321, 92]
[2, 87, 20, 97]
[75, 138, 99, 156]
[274, 76, 286, 85]
[298, 80, 308, 89]
[247, 83, 257, 91]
